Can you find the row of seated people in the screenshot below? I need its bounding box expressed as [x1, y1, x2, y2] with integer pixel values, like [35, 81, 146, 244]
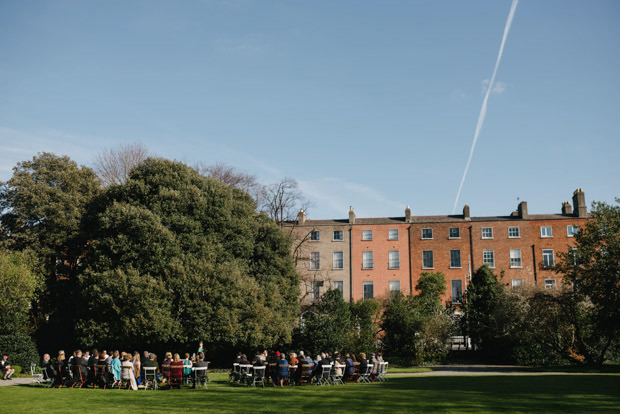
[40, 349, 209, 390]
[232, 350, 386, 386]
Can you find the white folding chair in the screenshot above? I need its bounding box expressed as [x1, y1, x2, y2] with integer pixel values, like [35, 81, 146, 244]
[316, 364, 332, 386]
[30, 363, 45, 387]
[251, 366, 266, 387]
[378, 362, 388, 382]
[360, 364, 373, 383]
[331, 364, 345, 385]
[192, 366, 208, 389]
[143, 366, 158, 390]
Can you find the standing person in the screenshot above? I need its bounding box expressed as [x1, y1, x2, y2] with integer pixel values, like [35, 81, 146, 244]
[1, 354, 15, 380]
[197, 341, 204, 355]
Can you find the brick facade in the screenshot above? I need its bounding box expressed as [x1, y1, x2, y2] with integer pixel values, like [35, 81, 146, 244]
[285, 189, 589, 305]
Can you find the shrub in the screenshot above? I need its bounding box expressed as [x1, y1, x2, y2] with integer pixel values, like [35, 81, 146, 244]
[0, 333, 39, 369]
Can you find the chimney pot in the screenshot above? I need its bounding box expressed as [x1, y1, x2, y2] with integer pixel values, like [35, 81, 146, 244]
[348, 206, 356, 224]
[405, 205, 411, 222]
[518, 201, 528, 219]
[572, 189, 587, 217]
[463, 205, 470, 220]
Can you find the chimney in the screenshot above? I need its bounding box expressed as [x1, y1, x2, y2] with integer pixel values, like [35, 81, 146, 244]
[572, 188, 587, 218]
[463, 205, 470, 221]
[561, 201, 572, 216]
[348, 206, 356, 224]
[297, 209, 307, 225]
[405, 205, 411, 222]
[518, 201, 528, 219]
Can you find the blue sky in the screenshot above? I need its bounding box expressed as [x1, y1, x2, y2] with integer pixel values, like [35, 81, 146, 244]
[1, 0, 618, 219]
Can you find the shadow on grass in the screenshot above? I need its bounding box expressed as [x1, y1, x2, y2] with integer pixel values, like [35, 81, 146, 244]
[3, 374, 620, 414]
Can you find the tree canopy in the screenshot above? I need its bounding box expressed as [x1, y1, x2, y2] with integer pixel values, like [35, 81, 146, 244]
[77, 158, 299, 352]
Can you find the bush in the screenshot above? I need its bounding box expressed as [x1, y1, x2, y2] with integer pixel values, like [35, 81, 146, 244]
[0, 333, 39, 369]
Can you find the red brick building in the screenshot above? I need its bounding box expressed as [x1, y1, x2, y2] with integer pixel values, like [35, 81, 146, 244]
[286, 189, 589, 304]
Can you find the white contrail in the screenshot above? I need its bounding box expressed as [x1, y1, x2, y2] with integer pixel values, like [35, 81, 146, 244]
[452, 0, 519, 214]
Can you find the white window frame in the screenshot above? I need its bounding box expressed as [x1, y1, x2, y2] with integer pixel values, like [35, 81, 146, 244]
[510, 249, 522, 268]
[451, 280, 463, 304]
[542, 249, 555, 268]
[310, 230, 320, 241]
[362, 230, 373, 241]
[332, 251, 344, 270]
[333, 230, 344, 241]
[449, 227, 460, 239]
[363, 281, 374, 299]
[482, 250, 495, 268]
[450, 249, 462, 268]
[309, 252, 320, 270]
[511, 279, 523, 288]
[389, 280, 400, 293]
[544, 279, 556, 289]
[481, 227, 493, 239]
[508, 226, 520, 238]
[567, 225, 578, 237]
[422, 250, 434, 269]
[333, 281, 344, 297]
[388, 229, 399, 240]
[362, 251, 374, 270]
[388, 250, 400, 269]
[422, 228, 433, 240]
[540, 226, 553, 238]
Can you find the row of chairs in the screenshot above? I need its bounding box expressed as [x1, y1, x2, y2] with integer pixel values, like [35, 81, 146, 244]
[30, 363, 208, 390]
[229, 361, 389, 387]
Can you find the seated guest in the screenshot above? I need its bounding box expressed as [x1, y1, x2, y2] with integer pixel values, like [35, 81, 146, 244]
[192, 353, 209, 388]
[71, 350, 89, 384]
[233, 352, 242, 364]
[344, 353, 355, 381]
[142, 353, 159, 383]
[110, 350, 121, 385]
[132, 352, 142, 385]
[252, 351, 265, 367]
[239, 354, 250, 365]
[276, 353, 289, 387]
[121, 353, 138, 390]
[1, 354, 15, 380]
[359, 352, 368, 379]
[41, 353, 54, 381]
[161, 352, 173, 384]
[53, 352, 69, 387]
[169, 353, 184, 387]
[183, 352, 193, 378]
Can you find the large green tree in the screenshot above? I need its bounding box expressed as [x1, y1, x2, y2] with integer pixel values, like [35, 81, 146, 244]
[0, 153, 100, 348]
[381, 272, 451, 364]
[78, 158, 299, 353]
[293, 289, 352, 355]
[555, 199, 620, 364]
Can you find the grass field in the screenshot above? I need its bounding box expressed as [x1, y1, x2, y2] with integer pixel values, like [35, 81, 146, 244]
[1, 373, 619, 413]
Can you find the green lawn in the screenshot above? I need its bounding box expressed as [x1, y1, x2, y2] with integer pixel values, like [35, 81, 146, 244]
[2, 373, 619, 413]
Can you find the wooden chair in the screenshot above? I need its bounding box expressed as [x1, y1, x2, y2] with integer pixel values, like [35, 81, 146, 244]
[93, 364, 110, 389]
[71, 365, 86, 388]
[169, 363, 183, 389]
[119, 366, 134, 389]
[298, 363, 314, 385]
